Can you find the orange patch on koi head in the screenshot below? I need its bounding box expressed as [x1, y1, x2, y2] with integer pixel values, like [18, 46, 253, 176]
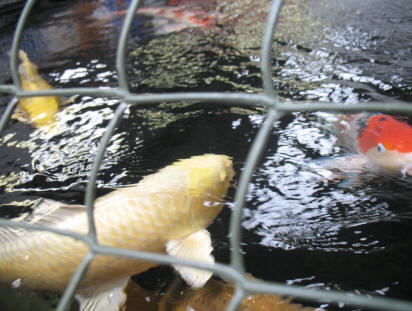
[358, 115, 412, 154]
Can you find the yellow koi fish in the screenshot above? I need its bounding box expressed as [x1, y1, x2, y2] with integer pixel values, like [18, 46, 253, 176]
[16, 50, 59, 128]
[0, 154, 234, 311]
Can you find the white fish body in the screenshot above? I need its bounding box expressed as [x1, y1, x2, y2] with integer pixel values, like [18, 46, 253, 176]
[0, 154, 234, 310]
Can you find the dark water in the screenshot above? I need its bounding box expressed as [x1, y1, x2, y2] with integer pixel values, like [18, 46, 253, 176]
[0, 0, 411, 310]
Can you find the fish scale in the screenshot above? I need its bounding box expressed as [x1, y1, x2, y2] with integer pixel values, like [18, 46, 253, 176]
[0, 154, 234, 310]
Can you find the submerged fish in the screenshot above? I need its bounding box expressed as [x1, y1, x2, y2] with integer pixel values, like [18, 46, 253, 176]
[0, 154, 234, 310]
[110, 0, 221, 35]
[124, 276, 320, 311]
[15, 50, 60, 128]
[137, 6, 218, 34]
[339, 113, 412, 176]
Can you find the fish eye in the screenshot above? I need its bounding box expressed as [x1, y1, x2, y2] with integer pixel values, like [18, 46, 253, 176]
[377, 143, 386, 153]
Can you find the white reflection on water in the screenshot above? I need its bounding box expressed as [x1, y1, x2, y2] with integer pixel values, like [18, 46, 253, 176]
[58, 67, 89, 82]
[0, 95, 134, 192]
[243, 113, 397, 253]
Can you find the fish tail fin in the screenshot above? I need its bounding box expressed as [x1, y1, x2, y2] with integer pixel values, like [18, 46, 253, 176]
[166, 229, 214, 288]
[76, 277, 129, 311]
[18, 50, 34, 82]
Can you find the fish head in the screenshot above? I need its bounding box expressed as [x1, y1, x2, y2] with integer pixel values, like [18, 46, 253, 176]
[357, 114, 412, 176]
[173, 154, 235, 227]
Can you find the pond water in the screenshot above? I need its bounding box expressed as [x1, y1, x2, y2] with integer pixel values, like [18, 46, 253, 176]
[0, 0, 411, 310]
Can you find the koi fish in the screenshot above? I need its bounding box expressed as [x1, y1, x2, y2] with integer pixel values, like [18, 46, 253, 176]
[338, 113, 412, 176]
[124, 276, 321, 311]
[15, 50, 60, 128]
[110, 0, 220, 35]
[0, 154, 234, 311]
[137, 6, 218, 33]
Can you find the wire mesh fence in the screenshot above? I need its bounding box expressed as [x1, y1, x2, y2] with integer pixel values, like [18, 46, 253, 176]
[0, 0, 412, 310]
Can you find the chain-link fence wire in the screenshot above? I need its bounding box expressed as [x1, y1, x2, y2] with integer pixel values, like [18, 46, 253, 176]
[0, 0, 412, 310]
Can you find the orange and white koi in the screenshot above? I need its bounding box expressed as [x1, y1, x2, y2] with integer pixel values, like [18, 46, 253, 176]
[137, 6, 217, 31]
[109, 0, 220, 35]
[0, 154, 234, 311]
[339, 113, 412, 176]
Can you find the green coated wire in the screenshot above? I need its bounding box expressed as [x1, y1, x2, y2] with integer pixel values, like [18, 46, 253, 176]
[9, 0, 37, 88]
[229, 0, 284, 276]
[56, 252, 94, 311]
[0, 97, 19, 134]
[226, 285, 247, 311]
[261, 0, 283, 97]
[116, 0, 142, 91]
[229, 108, 282, 274]
[0, 0, 412, 310]
[84, 102, 129, 242]
[2, 86, 410, 114]
[2, 217, 412, 311]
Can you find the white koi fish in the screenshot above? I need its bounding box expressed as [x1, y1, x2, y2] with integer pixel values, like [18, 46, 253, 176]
[0, 154, 234, 310]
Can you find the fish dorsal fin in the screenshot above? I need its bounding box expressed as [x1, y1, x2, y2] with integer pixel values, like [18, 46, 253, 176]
[27, 199, 86, 227]
[166, 229, 214, 288]
[0, 225, 26, 244]
[76, 277, 129, 311]
[0, 199, 86, 244]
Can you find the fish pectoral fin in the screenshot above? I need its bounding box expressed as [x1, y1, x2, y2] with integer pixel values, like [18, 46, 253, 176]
[11, 107, 31, 123]
[61, 94, 79, 106]
[166, 229, 214, 288]
[310, 154, 370, 180]
[76, 278, 129, 311]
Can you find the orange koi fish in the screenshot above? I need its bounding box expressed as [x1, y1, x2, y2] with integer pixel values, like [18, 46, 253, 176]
[125, 277, 320, 311]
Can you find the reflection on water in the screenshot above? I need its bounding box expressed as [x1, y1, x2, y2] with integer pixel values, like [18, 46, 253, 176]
[0, 95, 129, 192]
[0, 0, 411, 310]
[272, 0, 412, 102]
[310, 0, 412, 96]
[240, 111, 411, 255]
[128, 31, 262, 92]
